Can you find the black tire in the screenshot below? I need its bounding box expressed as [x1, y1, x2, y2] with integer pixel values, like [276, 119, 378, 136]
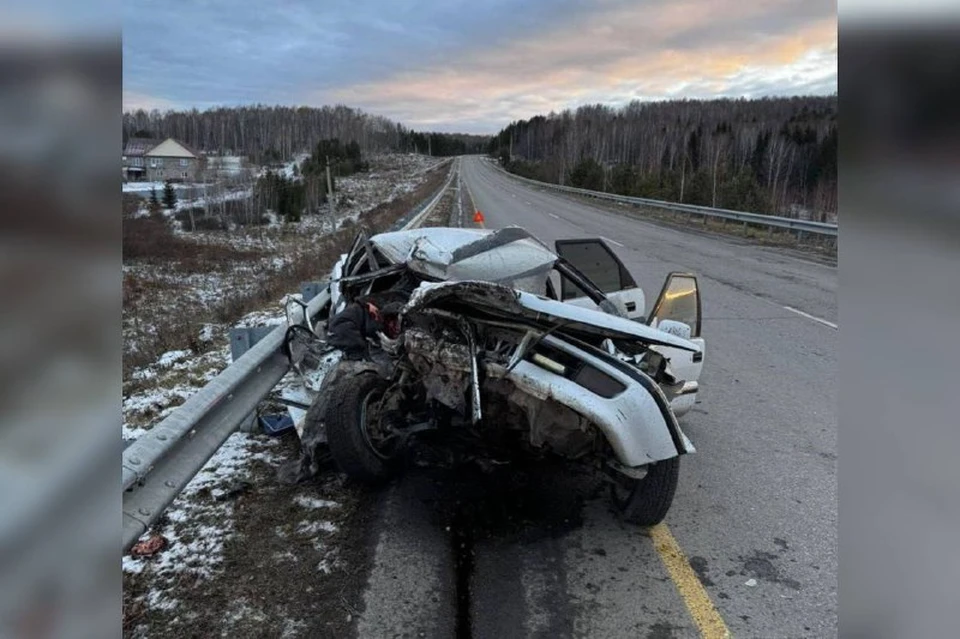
[610, 456, 680, 526]
[325, 372, 403, 483]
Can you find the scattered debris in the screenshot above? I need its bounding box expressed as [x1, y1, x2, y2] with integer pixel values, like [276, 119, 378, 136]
[130, 534, 168, 558]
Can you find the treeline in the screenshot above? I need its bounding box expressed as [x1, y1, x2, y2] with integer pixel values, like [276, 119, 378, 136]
[256, 137, 372, 223]
[490, 96, 837, 219]
[399, 131, 490, 157]
[122, 105, 487, 165]
[301, 138, 368, 176]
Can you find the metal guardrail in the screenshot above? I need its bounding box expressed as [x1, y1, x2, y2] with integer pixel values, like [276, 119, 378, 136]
[122, 159, 458, 551]
[393, 158, 458, 231]
[490, 160, 838, 239]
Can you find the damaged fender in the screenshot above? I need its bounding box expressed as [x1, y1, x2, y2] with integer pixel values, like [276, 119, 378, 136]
[503, 335, 694, 467]
[278, 358, 386, 484]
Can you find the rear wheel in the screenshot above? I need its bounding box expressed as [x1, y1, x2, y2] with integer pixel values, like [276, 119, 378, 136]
[325, 372, 405, 483]
[610, 456, 680, 526]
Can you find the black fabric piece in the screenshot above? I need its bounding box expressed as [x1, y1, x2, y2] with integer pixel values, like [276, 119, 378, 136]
[327, 301, 381, 358]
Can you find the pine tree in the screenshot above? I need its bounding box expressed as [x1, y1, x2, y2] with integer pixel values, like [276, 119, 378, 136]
[162, 180, 177, 209]
[149, 187, 159, 209]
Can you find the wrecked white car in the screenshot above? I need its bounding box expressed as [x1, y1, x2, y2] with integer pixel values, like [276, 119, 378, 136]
[281, 226, 704, 525]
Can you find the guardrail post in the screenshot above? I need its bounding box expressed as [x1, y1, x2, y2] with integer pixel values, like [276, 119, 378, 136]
[228, 325, 280, 433]
[230, 326, 278, 362]
[796, 230, 805, 243]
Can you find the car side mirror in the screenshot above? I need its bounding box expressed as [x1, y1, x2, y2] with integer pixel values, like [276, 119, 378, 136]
[655, 319, 691, 340]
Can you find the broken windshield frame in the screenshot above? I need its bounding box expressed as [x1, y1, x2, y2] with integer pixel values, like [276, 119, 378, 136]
[553, 257, 622, 316]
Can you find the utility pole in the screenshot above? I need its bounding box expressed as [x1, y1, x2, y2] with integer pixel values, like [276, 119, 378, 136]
[325, 155, 335, 224]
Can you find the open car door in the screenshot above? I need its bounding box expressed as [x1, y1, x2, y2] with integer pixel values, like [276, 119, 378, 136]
[553, 239, 645, 320]
[647, 273, 705, 417]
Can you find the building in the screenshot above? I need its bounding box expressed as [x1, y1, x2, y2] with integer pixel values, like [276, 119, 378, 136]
[122, 137, 202, 182]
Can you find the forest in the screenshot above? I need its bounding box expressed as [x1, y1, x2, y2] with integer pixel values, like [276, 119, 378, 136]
[490, 96, 837, 219]
[122, 105, 487, 164]
[124, 96, 837, 219]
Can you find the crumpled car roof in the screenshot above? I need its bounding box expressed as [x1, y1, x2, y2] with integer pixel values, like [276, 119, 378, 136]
[370, 227, 558, 286]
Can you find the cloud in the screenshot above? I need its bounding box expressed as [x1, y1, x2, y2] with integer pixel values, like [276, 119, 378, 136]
[325, 3, 837, 132]
[123, 0, 837, 131]
[121, 90, 179, 112]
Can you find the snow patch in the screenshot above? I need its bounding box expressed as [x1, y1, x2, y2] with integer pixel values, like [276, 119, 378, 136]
[157, 349, 191, 368]
[272, 550, 298, 563]
[198, 324, 215, 343]
[123, 181, 199, 193]
[295, 520, 338, 536]
[293, 495, 339, 510]
[123, 434, 283, 619]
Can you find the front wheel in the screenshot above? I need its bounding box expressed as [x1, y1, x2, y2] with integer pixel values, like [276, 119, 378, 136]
[325, 372, 405, 483]
[610, 456, 680, 526]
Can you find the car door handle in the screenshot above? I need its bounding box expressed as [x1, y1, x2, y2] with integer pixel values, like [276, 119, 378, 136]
[625, 302, 637, 312]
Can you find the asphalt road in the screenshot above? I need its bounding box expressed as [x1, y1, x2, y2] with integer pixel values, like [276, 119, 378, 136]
[359, 156, 837, 638]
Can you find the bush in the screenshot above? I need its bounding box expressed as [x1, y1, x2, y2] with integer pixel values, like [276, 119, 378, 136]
[162, 180, 177, 209]
[254, 171, 305, 223]
[569, 158, 605, 191]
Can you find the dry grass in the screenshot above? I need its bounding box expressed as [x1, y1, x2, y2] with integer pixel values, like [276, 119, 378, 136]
[123, 213, 266, 265]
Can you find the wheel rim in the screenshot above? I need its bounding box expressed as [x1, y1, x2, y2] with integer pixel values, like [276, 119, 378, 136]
[359, 388, 399, 460]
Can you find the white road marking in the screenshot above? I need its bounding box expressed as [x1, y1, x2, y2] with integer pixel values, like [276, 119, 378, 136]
[548, 213, 560, 220]
[601, 236, 625, 248]
[783, 305, 838, 329]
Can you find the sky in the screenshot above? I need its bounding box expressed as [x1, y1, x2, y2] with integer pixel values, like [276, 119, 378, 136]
[122, 0, 837, 134]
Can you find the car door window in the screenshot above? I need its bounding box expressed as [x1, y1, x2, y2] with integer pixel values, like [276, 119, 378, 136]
[554, 239, 637, 300]
[648, 273, 701, 338]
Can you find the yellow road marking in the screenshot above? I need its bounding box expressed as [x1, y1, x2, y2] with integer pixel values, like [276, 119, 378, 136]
[650, 523, 732, 639]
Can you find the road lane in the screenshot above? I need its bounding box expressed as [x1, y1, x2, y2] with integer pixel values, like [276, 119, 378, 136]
[461, 156, 837, 638]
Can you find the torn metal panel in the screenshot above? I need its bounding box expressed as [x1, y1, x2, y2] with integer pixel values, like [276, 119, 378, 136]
[404, 280, 701, 352]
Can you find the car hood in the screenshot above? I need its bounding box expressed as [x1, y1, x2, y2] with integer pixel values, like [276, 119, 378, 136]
[404, 280, 701, 353]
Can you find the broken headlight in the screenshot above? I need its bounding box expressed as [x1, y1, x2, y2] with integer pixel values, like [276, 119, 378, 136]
[573, 365, 626, 398]
[528, 343, 625, 398]
[531, 352, 566, 375]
